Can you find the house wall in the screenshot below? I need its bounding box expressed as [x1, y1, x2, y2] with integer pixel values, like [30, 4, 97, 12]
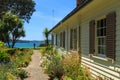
[78, 0, 120, 64]
[51, 0, 120, 79]
[116, 4, 120, 65]
[77, 0, 120, 79]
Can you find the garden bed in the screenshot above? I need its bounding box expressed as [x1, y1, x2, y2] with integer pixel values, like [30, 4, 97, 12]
[40, 47, 93, 80]
[0, 48, 33, 80]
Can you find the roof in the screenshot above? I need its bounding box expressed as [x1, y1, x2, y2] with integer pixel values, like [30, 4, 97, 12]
[49, 0, 92, 33]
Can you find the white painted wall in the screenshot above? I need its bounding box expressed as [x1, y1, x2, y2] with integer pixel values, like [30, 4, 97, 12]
[78, 0, 120, 65]
[79, 0, 120, 79]
[51, 0, 120, 79]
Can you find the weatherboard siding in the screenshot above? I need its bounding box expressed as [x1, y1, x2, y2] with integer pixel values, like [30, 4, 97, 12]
[51, 0, 120, 79]
[78, 0, 120, 62]
[82, 56, 120, 80]
[79, 0, 120, 79]
[81, 21, 89, 55]
[116, 7, 120, 65]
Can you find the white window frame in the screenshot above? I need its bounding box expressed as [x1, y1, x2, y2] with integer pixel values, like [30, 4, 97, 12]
[95, 16, 106, 58]
[70, 27, 77, 51]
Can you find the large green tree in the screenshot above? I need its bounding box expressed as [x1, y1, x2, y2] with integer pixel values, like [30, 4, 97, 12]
[0, 0, 35, 44]
[0, 13, 25, 48]
[0, 0, 36, 23]
[43, 28, 50, 46]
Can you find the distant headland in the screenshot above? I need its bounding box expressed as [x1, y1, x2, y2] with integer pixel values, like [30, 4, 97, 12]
[16, 40, 44, 43]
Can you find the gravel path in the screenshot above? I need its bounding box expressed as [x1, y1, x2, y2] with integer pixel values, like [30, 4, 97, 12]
[24, 50, 49, 80]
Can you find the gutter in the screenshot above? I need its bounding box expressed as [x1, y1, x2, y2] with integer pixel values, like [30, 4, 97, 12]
[49, 0, 92, 33]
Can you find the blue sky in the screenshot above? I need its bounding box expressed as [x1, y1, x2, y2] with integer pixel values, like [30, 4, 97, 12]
[22, 0, 76, 41]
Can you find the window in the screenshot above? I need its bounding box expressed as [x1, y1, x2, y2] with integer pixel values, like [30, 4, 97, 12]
[60, 31, 65, 48]
[90, 12, 116, 60]
[52, 34, 54, 45]
[70, 28, 77, 50]
[74, 28, 77, 50]
[97, 18, 106, 55]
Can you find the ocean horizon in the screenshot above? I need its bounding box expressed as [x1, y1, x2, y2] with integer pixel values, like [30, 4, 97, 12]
[6, 41, 44, 48]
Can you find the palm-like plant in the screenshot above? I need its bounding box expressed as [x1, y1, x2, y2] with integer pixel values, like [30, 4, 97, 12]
[43, 28, 49, 46]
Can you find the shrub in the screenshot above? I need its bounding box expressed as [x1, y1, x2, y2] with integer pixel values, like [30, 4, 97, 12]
[7, 73, 15, 80]
[5, 48, 17, 56]
[0, 41, 4, 47]
[0, 64, 16, 80]
[40, 46, 54, 56]
[62, 53, 92, 80]
[18, 48, 26, 51]
[45, 53, 64, 80]
[0, 48, 32, 80]
[0, 51, 10, 63]
[0, 65, 7, 80]
[63, 76, 72, 80]
[53, 77, 59, 80]
[17, 69, 28, 79]
[45, 46, 54, 55]
[39, 43, 46, 47]
[41, 47, 92, 80]
[11, 68, 28, 79]
[39, 47, 46, 55]
[15, 50, 32, 67]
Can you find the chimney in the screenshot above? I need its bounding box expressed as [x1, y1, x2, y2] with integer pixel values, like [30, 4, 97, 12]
[76, 0, 84, 7]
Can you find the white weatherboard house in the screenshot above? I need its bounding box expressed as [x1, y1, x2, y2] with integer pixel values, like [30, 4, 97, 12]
[50, 0, 120, 80]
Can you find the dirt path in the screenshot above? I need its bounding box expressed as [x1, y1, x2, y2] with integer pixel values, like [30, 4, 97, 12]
[24, 50, 49, 80]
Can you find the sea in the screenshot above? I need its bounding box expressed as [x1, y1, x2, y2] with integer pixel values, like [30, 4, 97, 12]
[6, 41, 44, 48]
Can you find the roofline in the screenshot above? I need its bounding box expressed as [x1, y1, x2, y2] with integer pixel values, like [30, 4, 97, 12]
[49, 0, 92, 33]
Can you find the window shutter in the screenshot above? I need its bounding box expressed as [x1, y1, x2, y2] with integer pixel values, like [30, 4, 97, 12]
[74, 28, 77, 50]
[89, 20, 95, 54]
[106, 12, 116, 60]
[56, 34, 57, 46]
[70, 29, 73, 49]
[79, 26, 81, 49]
[52, 34, 54, 45]
[63, 31, 65, 48]
[60, 33, 62, 47]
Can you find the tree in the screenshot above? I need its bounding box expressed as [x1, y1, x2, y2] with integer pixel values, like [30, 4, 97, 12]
[0, 0, 35, 42]
[0, 0, 36, 23]
[43, 28, 50, 46]
[0, 13, 25, 48]
[0, 0, 35, 46]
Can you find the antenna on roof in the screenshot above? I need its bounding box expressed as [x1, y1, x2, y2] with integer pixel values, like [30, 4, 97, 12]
[52, 9, 55, 26]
